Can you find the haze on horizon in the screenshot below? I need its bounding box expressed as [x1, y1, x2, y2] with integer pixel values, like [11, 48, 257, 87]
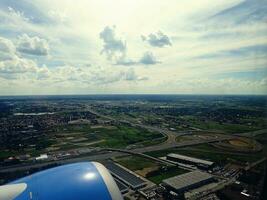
[0, 0, 266, 95]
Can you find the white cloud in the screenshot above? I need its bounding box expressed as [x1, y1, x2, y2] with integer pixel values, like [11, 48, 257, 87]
[48, 10, 68, 23]
[139, 51, 160, 65]
[0, 0, 266, 94]
[53, 65, 147, 84]
[7, 7, 29, 22]
[17, 34, 49, 56]
[0, 56, 37, 74]
[0, 37, 16, 61]
[99, 26, 160, 66]
[0, 36, 47, 80]
[141, 31, 171, 47]
[99, 26, 126, 61]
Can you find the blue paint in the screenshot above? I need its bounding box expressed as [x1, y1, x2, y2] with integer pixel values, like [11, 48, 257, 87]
[12, 162, 113, 200]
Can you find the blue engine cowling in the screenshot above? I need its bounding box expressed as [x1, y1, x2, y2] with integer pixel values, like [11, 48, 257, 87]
[0, 162, 123, 200]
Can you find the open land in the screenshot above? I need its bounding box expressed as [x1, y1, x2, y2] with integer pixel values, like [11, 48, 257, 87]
[0, 95, 266, 199]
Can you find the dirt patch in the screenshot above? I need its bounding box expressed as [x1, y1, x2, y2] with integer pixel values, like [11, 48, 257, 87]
[229, 139, 252, 148]
[71, 137, 88, 142]
[136, 166, 160, 177]
[214, 137, 262, 153]
[90, 125, 104, 129]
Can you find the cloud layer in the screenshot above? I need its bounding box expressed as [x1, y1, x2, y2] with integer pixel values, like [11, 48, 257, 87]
[17, 34, 49, 56]
[0, 0, 266, 95]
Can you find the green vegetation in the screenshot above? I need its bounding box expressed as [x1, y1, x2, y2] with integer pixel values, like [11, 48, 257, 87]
[185, 117, 263, 133]
[146, 144, 263, 164]
[139, 136, 167, 147]
[0, 151, 17, 160]
[146, 166, 188, 184]
[1, 123, 164, 160]
[254, 132, 267, 156]
[55, 124, 163, 148]
[114, 155, 188, 184]
[176, 149, 261, 164]
[176, 136, 193, 142]
[92, 125, 163, 148]
[114, 155, 159, 171]
[55, 124, 93, 133]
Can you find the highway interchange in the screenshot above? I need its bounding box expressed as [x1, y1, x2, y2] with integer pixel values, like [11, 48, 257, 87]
[0, 108, 240, 174]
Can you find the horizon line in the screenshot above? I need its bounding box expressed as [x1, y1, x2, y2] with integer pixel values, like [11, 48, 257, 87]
[0, 93, 266, 97]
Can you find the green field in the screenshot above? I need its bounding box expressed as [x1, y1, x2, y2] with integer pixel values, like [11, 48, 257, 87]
[181, 115, 266, 133]
[55, 124, 163, 148]
[146, 144, 263, 164]
[254, 132, 267, 156]
[114, 156, 159, 171]
[146, 166, 188, 184]
[0, 124, 164, 161]
[0, 151, 17, 160]
[114, 155, 188, 184]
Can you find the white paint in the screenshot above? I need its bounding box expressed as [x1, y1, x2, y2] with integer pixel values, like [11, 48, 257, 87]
[0, 183, 27, 200]
[92, 162, 123, 200]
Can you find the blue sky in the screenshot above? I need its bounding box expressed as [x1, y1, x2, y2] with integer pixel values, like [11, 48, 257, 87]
[0, 0, 266, 95]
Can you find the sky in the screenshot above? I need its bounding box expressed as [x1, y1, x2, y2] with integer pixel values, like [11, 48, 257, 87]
[0, 0, 266, 95]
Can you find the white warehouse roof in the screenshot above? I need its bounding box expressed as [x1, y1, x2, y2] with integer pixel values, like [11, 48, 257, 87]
[163, 170, 213, 191]
[167, 153, 214, 166]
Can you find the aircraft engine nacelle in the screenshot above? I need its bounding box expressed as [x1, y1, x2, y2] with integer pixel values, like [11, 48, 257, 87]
[0, 162, 123, 200]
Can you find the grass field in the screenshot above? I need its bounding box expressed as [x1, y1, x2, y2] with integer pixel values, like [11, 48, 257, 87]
[114, 155, 188, 184]
[0, 150, 17, 160]
[55, 124, 163, 148]
[192, 120, 261, 133]
[146, 143, 263, 164]
[114, 155, 159, 171]
[182, 115, 266, 133]
[254, 132, 267, 156]
[146, 166, 188, 184]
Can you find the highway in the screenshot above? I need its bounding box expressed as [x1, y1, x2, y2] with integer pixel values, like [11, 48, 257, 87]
[0, 135, 233, 173]
[88, 107, 232, 149]
[0, 108, 241, 174]
[235, 129, 267, 137]
[0, 152, 125, 173]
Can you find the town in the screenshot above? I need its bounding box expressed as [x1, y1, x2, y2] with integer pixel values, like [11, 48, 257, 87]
[0, 95, 266, 200]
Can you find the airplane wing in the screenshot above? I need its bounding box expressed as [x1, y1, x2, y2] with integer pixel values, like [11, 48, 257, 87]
[0, 162, 123, 200]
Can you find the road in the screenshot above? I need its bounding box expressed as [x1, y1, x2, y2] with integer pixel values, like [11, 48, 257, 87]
[235, 129, 267, 137]
[88, 107, 179, 145]
[0, 135, 232, 173]
[88, 107, 223, 148]
[0, 108, 242, 174]
[0, 152, 125, 173]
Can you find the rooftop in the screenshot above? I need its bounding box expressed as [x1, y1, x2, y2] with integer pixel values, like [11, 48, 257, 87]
[103, 161, 146, 189]
[167, 153, 214, 166]
[163, 170, 213, 191]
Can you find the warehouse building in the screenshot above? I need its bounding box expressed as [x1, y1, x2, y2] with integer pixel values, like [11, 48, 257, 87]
[114, 178, 129, 194]
[162, 170, 214, 194]
[103, 161, 147, 190]
[166, 153, 214, 170]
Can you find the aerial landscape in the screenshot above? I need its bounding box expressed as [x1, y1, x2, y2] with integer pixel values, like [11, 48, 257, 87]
[0, 95, 266, 199]
[0, 0, 266, 200]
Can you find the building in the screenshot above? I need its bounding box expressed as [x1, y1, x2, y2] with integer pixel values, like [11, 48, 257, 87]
[114, 178, 129, 194]
[35, 154, 48, 161]
[103, 161, 146, 190]
[166, 153, 214, 170]
[162, 170, 214, 194]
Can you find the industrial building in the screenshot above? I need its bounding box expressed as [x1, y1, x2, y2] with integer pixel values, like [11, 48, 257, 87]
[103, 161, 147, 190]
[114, 178, 129, 194]
[162, 170, 214, 193]
[166, 153, 215, 170]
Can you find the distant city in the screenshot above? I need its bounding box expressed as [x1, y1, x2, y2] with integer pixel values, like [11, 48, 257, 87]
[0, 95, 266, 200]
